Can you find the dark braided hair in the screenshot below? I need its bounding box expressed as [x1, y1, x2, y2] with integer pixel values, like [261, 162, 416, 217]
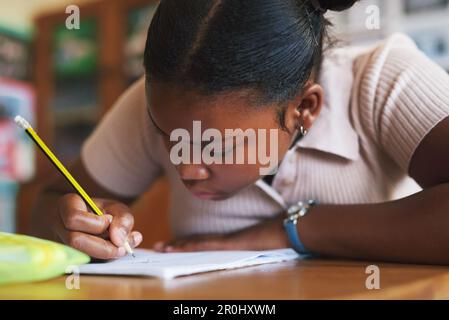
[144, 0, 359, 105]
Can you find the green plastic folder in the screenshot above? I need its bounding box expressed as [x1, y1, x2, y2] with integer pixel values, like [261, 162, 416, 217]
[0, 232, 90, 285]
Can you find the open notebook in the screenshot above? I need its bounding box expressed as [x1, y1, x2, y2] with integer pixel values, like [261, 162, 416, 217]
[78, 248, 301, 279]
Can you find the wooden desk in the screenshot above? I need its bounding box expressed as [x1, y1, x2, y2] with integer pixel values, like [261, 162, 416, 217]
[2, 258, 449, 299]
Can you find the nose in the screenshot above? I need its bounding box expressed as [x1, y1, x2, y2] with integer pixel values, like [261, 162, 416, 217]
[176, 164, 210, 181]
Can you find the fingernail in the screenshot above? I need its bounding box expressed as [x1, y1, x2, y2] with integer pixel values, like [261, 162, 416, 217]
[133, 233, 142, 245]
[105, 215, 113, 224]
[118, 247, 126, 257]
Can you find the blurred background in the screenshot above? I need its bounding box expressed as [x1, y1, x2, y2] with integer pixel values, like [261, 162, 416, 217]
[0, 0, 448, 245]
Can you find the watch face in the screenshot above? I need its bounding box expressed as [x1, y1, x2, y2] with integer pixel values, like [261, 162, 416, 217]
[287, 213, 300, 223]
[287, 204, 300, 215]
[284, 216, 297, 226]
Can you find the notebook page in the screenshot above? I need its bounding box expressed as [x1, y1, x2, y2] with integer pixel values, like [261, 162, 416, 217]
[78, 249, 300, 279]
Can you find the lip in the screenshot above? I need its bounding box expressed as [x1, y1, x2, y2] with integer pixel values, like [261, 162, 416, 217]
[191, 190, 227, 200]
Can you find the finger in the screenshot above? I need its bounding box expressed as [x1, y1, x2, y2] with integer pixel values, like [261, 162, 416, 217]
[163, 239, 190, 252]
[153, 241, 166, 252]
[127, 231, 143, 249]
[58, 194, 111, 217]
[58, 193, 88, 212]
[165, 242, 203, 252]
[104, 203, 135, 247]
[57, 226, 126, 260]
[91, 198, 118, 212]
[54, 202, 126, 260]
[153, 239, 187, 252]
[58, 193, 112, 234]
[60, 209, 112, 235]
[165, 237, 228, 252]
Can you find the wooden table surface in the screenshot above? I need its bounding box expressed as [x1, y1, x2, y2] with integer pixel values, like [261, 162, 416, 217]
[2, 258, 449, 300]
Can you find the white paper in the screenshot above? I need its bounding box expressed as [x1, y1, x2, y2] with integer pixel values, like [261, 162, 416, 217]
[78, 248, 301, 279]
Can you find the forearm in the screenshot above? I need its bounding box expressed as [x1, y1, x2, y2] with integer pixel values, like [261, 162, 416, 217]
[300, 183, 449, 265]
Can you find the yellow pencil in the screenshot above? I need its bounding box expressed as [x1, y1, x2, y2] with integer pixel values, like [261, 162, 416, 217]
[15, 115, 134, 257]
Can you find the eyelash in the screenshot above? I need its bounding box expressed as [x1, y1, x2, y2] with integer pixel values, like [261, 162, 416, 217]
[155, 127, 166, 136]
[161, 137, 238, 156]
[146, 106, 170, 137]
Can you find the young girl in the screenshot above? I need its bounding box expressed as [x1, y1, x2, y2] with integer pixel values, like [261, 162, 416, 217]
[33, 0, 449, 264]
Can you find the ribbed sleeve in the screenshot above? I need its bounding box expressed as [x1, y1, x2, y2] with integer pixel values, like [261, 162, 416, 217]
[358, 34, 449, 173]
[81, 77, 163, 198]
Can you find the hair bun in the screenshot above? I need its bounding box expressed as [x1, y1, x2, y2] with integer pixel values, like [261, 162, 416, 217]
[318, 0, 360, 12]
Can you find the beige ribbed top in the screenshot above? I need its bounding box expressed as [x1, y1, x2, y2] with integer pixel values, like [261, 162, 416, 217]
[82, 34, 449, 237]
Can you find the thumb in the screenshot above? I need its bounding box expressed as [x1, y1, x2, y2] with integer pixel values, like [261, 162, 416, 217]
[103, 202, 135, 247]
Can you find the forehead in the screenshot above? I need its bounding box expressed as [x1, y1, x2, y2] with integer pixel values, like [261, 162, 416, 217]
[147, 81, 278, 133]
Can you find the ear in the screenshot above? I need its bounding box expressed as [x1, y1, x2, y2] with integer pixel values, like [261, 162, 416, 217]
[284, 83, 324, 134]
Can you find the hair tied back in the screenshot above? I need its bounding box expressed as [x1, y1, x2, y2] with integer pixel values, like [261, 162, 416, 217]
[309, 0, 327, 14]
[314, 0, 361, 12]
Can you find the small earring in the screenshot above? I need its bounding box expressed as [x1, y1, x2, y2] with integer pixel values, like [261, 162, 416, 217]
[300, 125, 308, 136]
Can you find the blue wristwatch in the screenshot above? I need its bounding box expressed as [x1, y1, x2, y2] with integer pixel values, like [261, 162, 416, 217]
[283, 200, 317, 255]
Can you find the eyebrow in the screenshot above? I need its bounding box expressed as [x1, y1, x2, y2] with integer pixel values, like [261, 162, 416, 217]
[146, 106, 203, 145]
[145, 105, 239, 149]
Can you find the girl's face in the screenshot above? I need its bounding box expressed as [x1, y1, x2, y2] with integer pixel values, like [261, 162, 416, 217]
[148, 81, 321, 201]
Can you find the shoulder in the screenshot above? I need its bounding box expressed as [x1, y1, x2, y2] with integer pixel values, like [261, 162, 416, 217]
[115, 76, 147, 111]
[361, 32, 419, 62]
[323, 33, 418, 69]
[100, 76, 160, 138]
[320, 33, 422, 109]
[350, 34, 449, 173]
[350, 33, 448, 122]
[352, 33, 427, 95]
[83, 75, 163, 165]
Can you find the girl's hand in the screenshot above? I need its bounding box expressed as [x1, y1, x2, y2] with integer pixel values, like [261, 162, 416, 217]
[54, 193, 143, 260]
[153, 216, 289, 252]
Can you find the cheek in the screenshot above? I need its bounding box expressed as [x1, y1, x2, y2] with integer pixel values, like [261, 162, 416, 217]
[273, 131, 293, 159]
[161, 137, 170, 151]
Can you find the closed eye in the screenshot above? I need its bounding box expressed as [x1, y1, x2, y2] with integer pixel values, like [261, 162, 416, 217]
[146, 106, 170, 138]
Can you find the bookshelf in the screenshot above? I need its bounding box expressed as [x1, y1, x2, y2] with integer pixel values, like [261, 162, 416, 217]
[17, 0, 171, 247]
[0, 26, 33, 232]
